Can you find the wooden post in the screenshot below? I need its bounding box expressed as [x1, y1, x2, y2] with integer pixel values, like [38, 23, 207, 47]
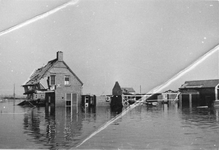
[140, 85, 141, 94]
[214, 85, 219, 107]
[189, 94, 192, 108]
[215, 85, 218, 101]
[179, 94, 182, 109]
[13, 84, 15, 106]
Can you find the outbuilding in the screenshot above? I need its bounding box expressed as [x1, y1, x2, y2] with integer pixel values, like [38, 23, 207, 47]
[179, 79, 219, 107]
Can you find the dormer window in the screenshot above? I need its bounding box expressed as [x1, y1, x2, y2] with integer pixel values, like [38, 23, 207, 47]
[64, 75, 70, 85]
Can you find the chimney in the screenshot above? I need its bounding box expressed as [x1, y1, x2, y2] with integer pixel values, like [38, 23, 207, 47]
[57, 51, 63, 61]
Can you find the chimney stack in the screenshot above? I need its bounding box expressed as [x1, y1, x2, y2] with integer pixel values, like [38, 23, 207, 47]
[57, 51, 63, 61]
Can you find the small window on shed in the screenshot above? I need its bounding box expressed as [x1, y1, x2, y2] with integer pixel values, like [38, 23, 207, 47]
[64, 75, 70, 85]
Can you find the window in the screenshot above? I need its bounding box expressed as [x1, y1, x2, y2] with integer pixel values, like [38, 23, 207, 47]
[66, 93, 72, 107]
[51, 75, 55, 85]
[64, 75, 70, 85]
[65, 93, 78, 107]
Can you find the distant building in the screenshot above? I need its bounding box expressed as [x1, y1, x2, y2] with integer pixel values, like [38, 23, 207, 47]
[22, 51, 83, 107]
[111, 81, 123, 112]
[179, 79, 219, 107]
[146, 90, 179, 103]
[111, 81, 140, 107]
[112, 81, 123, 96]
[121, 87, 135, 95]
[161, 90, 179, 101]
[146, 93, 162, 102]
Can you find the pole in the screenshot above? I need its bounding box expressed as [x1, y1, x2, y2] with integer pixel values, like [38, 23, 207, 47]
[140, 85, 141, 94]
[13, 84, 15, 106]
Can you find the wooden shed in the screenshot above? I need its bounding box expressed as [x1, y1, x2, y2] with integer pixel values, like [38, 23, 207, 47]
[179, 79, 219, 107]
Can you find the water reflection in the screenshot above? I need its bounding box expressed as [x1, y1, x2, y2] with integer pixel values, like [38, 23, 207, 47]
[78, 103, 219, 149]
[22, 106, 84, 149]
[21, 105, 117, 149]
[3, 100, 219, 149]
[110, 107, 123, 118]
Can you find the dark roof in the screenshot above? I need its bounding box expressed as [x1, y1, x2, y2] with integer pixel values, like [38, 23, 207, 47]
[112, 81, 122, 95]
[163, 89, 178, 93]
[180, 79, 219, 89]
[23, 58, 83, 86]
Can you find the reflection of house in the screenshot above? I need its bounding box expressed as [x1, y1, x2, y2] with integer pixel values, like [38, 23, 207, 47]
[179, 79, 219, 107]
[22, 51, 83, 107]
[23, 107, 84, 149]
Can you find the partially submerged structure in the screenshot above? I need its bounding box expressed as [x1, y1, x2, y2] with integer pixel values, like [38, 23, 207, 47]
[22, 51, 83, 107]
[179, 79, 219, 107]
[111, 81, 123, 112]
[121, 87, 136, 95]
[145, 90, 178, 105]
[111, 81, 140, 109]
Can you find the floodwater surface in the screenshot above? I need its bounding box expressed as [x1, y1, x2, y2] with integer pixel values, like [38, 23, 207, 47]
[1, 99, 219, 149]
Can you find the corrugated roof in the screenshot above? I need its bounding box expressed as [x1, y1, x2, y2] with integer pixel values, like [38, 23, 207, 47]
[180, 79, 219, 89]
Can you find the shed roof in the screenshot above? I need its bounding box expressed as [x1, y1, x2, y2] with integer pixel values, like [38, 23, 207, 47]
[121, 87, 135, 93]
[23, 53, 83, 86]
[180, 79, 219, 89]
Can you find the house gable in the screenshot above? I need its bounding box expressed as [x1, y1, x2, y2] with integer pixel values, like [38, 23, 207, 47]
[112, 81, 122, 95]
[49, 61, 83, 87]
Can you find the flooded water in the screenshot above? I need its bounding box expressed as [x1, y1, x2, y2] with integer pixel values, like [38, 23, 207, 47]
[1, 99, 219, 149]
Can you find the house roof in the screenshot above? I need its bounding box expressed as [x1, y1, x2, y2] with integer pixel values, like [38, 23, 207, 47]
[163, 89, 178, 93]
[121, 87, 135, 93]
[180, 79, 219, 89]
[23, 59, 57, 86]
[112, 81, 122, 95]
[23, 56, 83, 86]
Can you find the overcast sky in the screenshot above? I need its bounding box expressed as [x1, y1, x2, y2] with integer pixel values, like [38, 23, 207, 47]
[0, 0, 219, 96]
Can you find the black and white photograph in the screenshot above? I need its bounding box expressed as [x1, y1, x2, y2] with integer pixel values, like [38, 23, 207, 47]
[1, 0, 219, 149]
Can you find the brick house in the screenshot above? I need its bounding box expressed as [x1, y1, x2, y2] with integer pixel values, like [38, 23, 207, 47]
[22, 51, 83, 107]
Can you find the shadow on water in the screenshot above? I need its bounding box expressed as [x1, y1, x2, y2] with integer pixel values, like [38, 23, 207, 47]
[21, 104, 119, 149]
